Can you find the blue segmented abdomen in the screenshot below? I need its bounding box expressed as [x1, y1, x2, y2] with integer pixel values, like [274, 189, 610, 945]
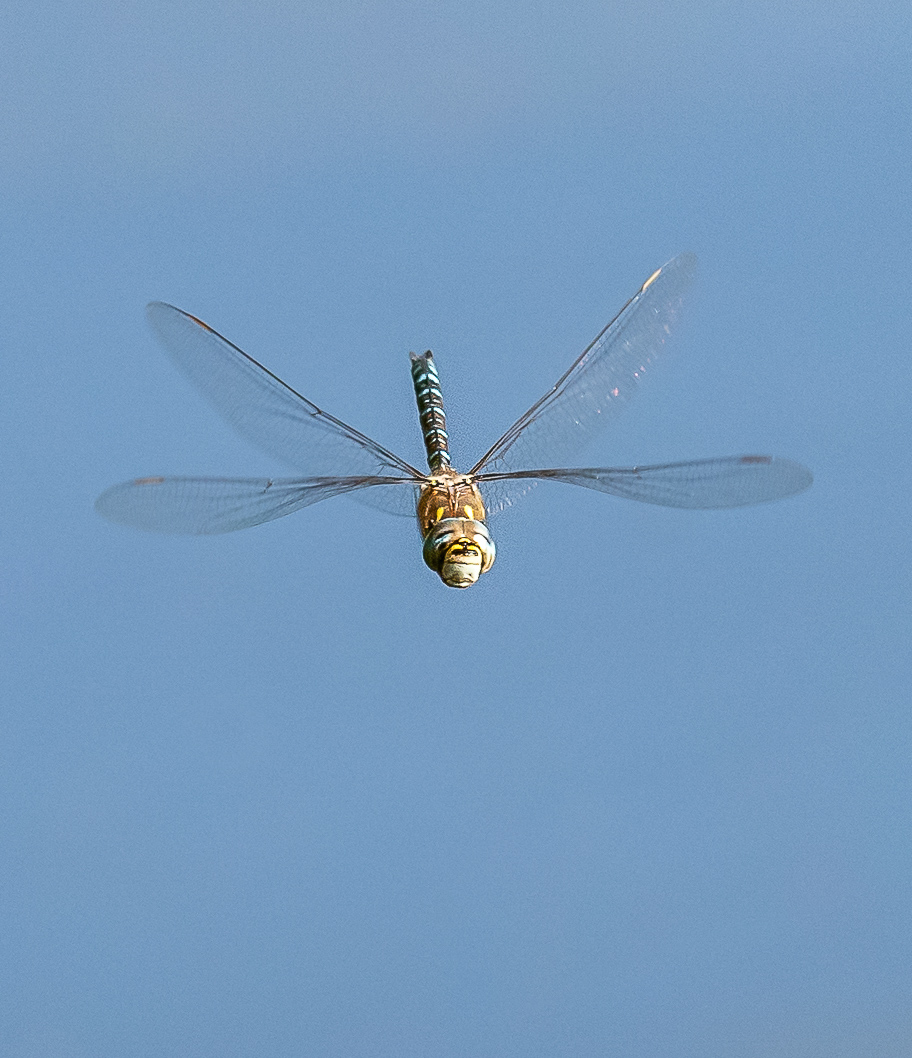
[410, 351, 451, 471]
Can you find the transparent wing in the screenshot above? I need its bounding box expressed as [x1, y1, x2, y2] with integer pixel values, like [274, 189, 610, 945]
[95, 474, 412, 534]
[477, 456, 813, 510]
[146, 303, 423, 488]
[350, 480, 422, 518]
[471, 254, 697, 513]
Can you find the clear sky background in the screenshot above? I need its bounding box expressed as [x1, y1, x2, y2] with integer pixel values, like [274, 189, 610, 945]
[2, 2, 910, 1056]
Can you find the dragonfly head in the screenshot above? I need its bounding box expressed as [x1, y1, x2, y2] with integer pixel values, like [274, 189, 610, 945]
[422, 518, 496, 588]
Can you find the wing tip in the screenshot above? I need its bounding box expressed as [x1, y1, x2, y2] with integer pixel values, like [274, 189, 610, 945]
[147, 301, 213, 331]
[639, 252, 698, 294]
[667, 251, 698, 280]
[741, 455, 814, 496]
[94, 482, 127, 522]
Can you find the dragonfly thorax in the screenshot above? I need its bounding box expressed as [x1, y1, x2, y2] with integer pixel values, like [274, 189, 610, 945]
[416, 471, 486, 534]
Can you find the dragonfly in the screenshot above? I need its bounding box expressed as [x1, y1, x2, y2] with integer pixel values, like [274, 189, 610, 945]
[96, 253, 812, 588]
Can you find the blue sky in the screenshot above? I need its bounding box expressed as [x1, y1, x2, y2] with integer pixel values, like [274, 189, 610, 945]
[2, 2, 911, 1055]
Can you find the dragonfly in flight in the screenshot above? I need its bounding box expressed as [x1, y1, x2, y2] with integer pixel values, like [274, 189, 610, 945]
[96, 254, 812, 588]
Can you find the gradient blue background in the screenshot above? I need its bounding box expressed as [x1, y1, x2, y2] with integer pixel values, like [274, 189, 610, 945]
[2, 2, 910, 1055]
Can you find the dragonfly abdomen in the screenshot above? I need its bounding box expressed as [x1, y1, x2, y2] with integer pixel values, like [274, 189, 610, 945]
[410, 351, 451, 472]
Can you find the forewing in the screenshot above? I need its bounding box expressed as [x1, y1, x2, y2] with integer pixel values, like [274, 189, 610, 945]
[472, 254, 697, 513]
[477, 456, 813, 509]
[95, 474, 411, 534]
[146, 302, 421, 481]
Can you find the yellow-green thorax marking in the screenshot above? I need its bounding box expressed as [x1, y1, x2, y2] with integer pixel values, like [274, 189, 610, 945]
[410, 352, 495, 588]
